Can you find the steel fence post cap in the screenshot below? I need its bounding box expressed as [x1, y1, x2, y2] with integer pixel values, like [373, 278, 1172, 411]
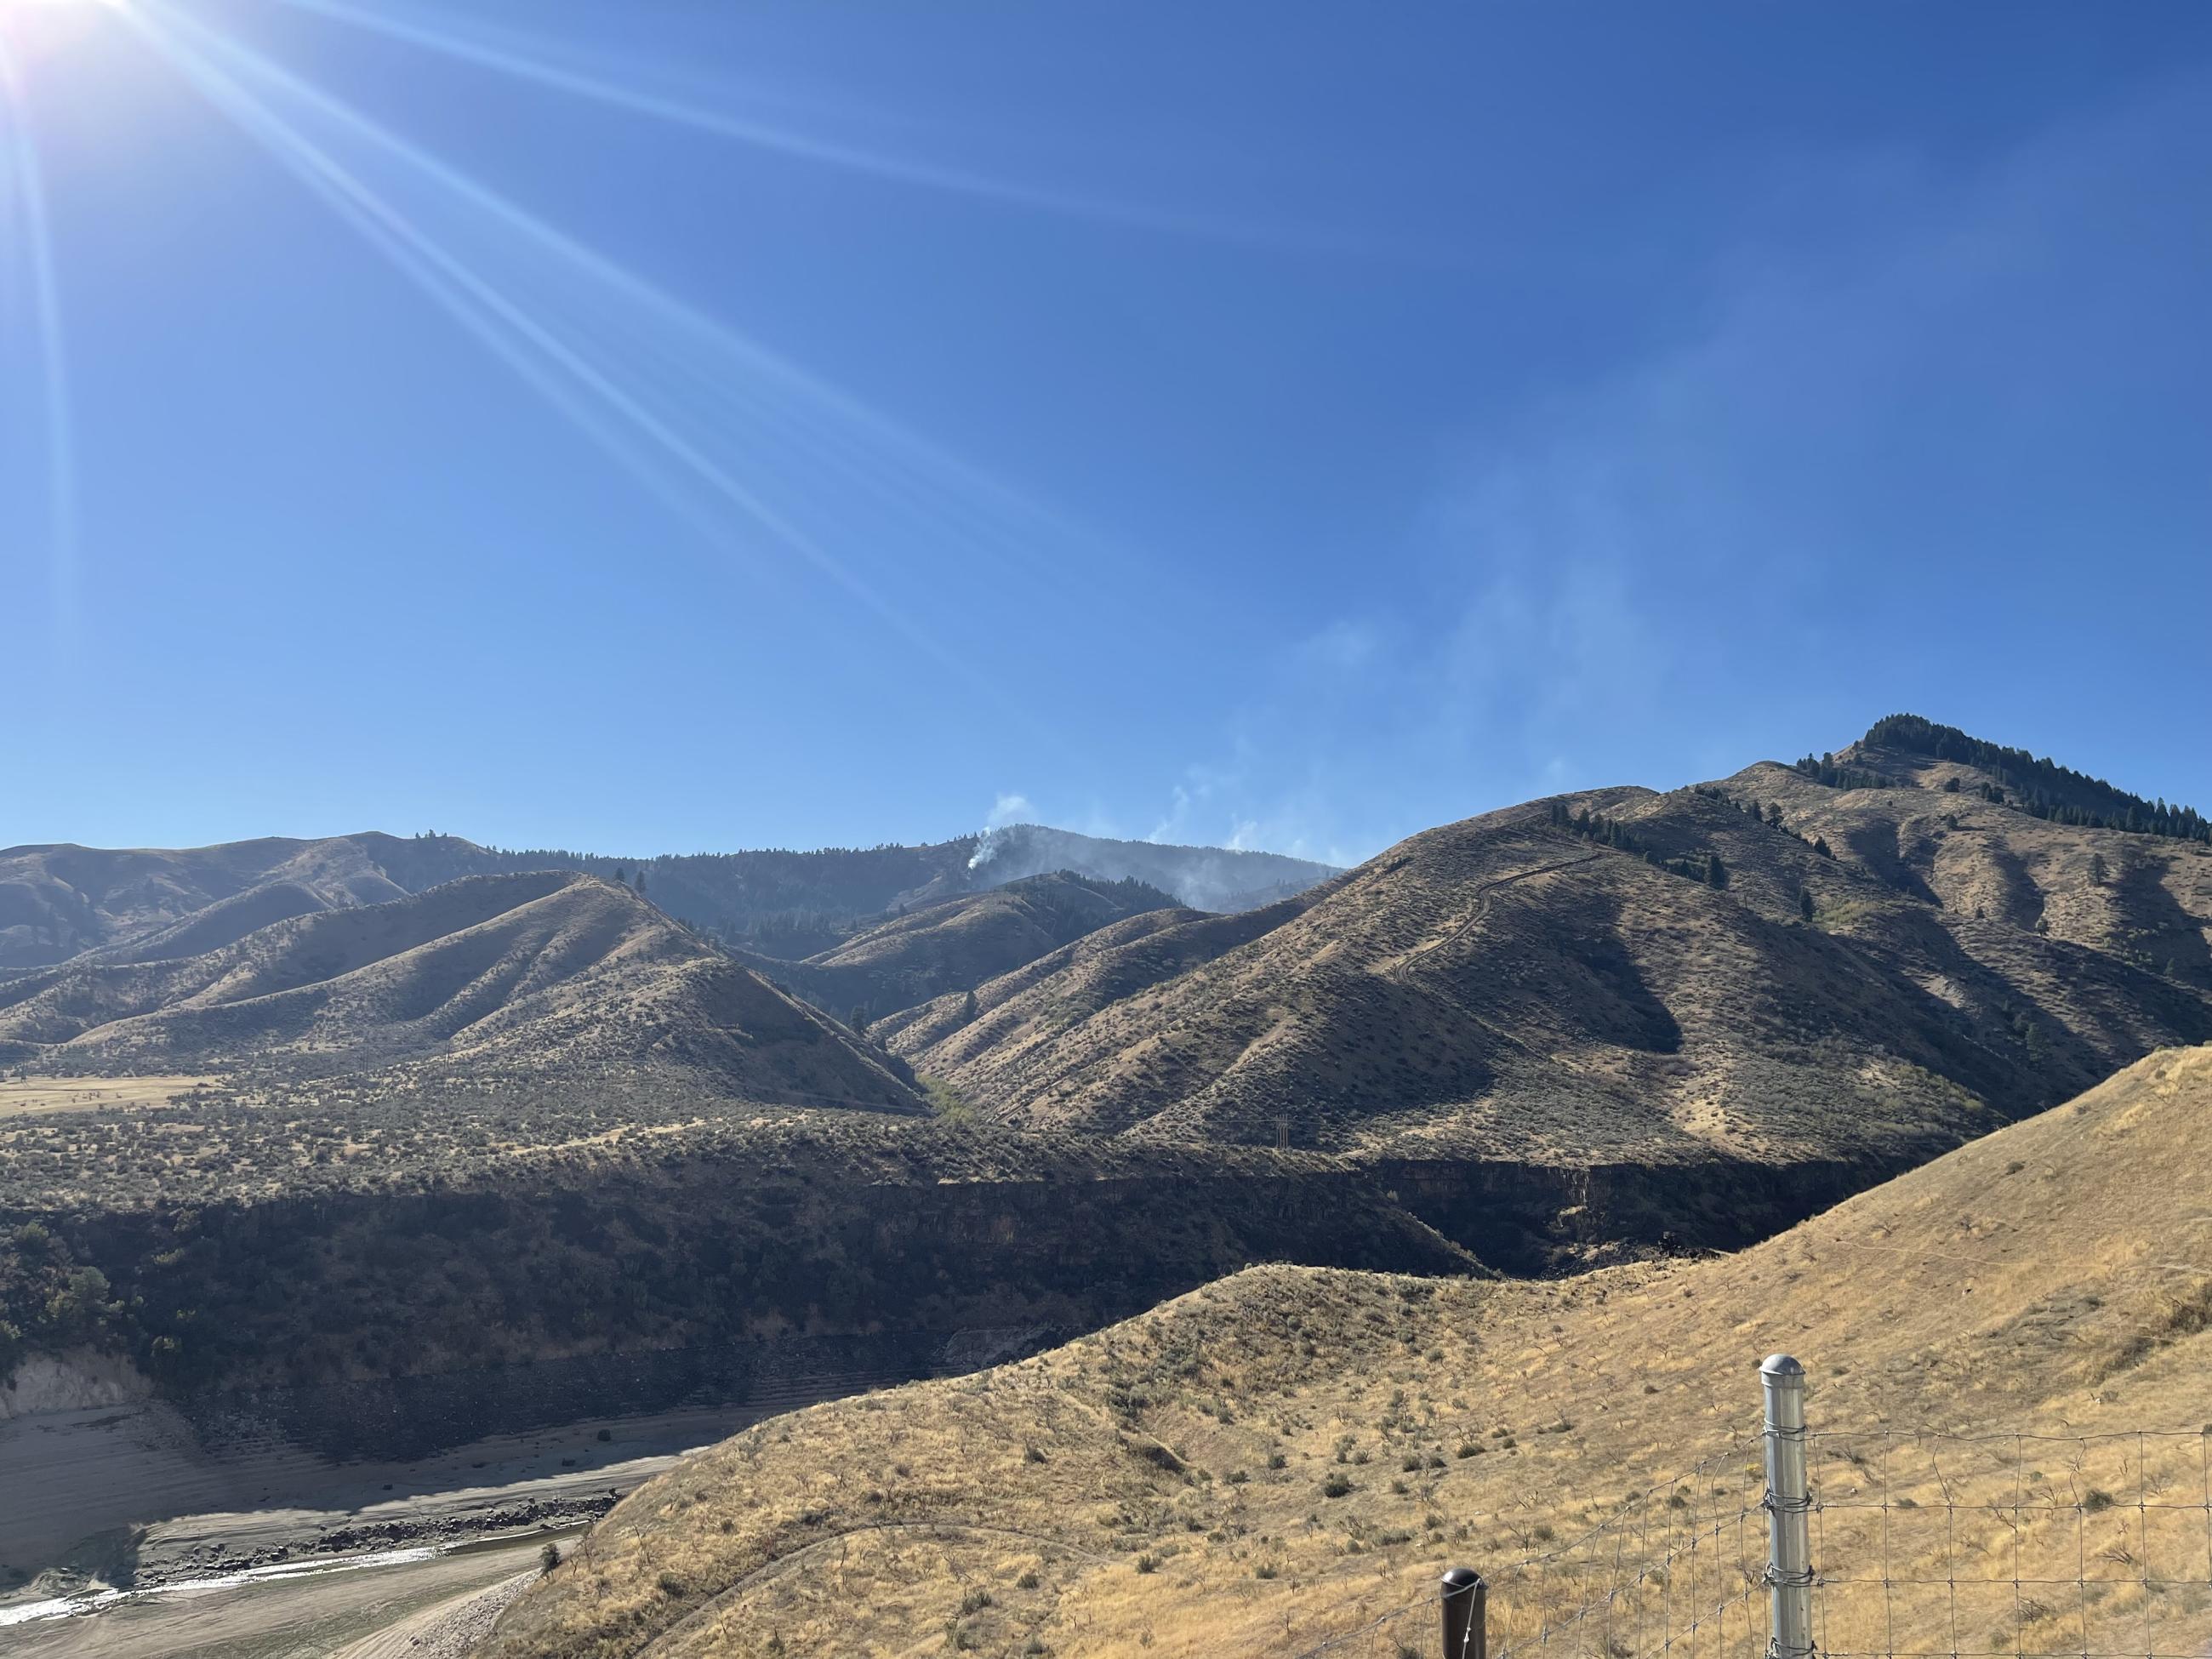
[1760, 1353, 1804, 1380]
[1441, 1566, 1481, 1593]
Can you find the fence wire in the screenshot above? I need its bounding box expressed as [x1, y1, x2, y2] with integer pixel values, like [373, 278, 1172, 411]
[1284, 1434, 1776, 1659]
[1282, 1388, 2212, 1659]
[1481, 1430, 1772, 1659]
[1803, 1426, 2212, 1659]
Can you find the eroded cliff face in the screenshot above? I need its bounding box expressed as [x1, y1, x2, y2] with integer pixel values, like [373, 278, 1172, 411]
[0, 1348, 151, 1421]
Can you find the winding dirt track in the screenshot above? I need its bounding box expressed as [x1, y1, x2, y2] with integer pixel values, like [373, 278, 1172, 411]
[630, 1519, 1113, 1656]
[1385, 852, 1602, 983]
[333, 1566, 537, 1659]
[1382, 851, 1604, 1058]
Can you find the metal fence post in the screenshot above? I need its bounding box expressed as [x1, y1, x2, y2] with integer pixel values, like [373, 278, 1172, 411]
[1440, 1566, 1485, 1659]
[1761, 1354, 1814, 1659]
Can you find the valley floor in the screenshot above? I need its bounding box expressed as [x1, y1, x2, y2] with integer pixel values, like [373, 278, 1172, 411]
[0, 1397, 793, 1658]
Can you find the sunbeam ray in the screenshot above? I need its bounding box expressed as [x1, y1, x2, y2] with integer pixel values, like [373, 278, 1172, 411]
[125, 0, 1000, 687]
[223, 0, 1126, 586]
[0, 34, 79, 653]
[141, 0, 1153, 619]
[265, 0, 1369, 254]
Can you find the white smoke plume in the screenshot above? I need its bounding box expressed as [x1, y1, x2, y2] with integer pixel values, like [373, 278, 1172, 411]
[967, 792, 1035, 869]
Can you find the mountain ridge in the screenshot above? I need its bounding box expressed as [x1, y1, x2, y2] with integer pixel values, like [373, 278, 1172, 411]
[886, 719, 2212, 1183]
[0, 826, 1337, 974]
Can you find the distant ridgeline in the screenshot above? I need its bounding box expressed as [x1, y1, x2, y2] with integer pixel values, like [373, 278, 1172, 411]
[1865, 714, 2210, 844]
[378, 839, 978, 956]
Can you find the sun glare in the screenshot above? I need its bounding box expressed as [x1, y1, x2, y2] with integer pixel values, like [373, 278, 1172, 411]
[0, 0, 118, 55]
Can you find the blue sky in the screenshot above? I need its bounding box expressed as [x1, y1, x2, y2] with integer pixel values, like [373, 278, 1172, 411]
[3, 1, 2208, 864]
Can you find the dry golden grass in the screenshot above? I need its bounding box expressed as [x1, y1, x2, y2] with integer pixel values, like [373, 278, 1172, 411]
[484, 1046, 2212, 1659]
[0, 1075, 214, 1118]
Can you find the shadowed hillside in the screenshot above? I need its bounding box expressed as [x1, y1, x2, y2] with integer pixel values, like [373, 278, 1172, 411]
[886, 724, 2212, 1191]
[0, 873, 923, 1109]
[733, 871, 1181, 1025]
[482, 1043, 2212, 1659]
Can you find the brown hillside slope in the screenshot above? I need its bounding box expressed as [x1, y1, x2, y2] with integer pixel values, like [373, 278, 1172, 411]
[0, 830, 1339, 976]
[891, 759, 2212, 1174]
[864, 899, 1303, 1054]
[0, 874, 924, 1109]
[0, 835, 422, 969]
[735, 872, 1180, 1023]
[1719, 744, 2212, 977]
[483, 1045, 2212, 1659]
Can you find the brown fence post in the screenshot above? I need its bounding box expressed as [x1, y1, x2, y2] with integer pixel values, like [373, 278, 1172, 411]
[1440, 1566, 1485, 1659]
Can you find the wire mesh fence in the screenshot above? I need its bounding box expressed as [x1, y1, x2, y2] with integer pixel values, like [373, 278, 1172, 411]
[1288, 1357, 2212, 1659]
[1804, 1425, 2212, 1659]
[1478, 1428, 1773, 1659]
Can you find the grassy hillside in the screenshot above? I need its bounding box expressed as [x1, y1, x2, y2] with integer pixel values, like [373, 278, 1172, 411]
[0, 873, 923, 1109]
[887, 729, 2212, 1181]
[484, 1043, 2212, 1659]
[736, 872, 1180, 1024]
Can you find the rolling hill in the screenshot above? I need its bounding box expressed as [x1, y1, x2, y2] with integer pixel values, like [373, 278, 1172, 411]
[0, 829, 1337, 974]
[482, 1041, 2212, 1659]
[733, 870, 1182, 1025]
[0, 872, 922, 1110]
[883, 723, 2212, 1194]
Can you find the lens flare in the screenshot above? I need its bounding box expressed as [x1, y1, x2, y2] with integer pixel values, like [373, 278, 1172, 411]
[0, 29, 78, 649]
